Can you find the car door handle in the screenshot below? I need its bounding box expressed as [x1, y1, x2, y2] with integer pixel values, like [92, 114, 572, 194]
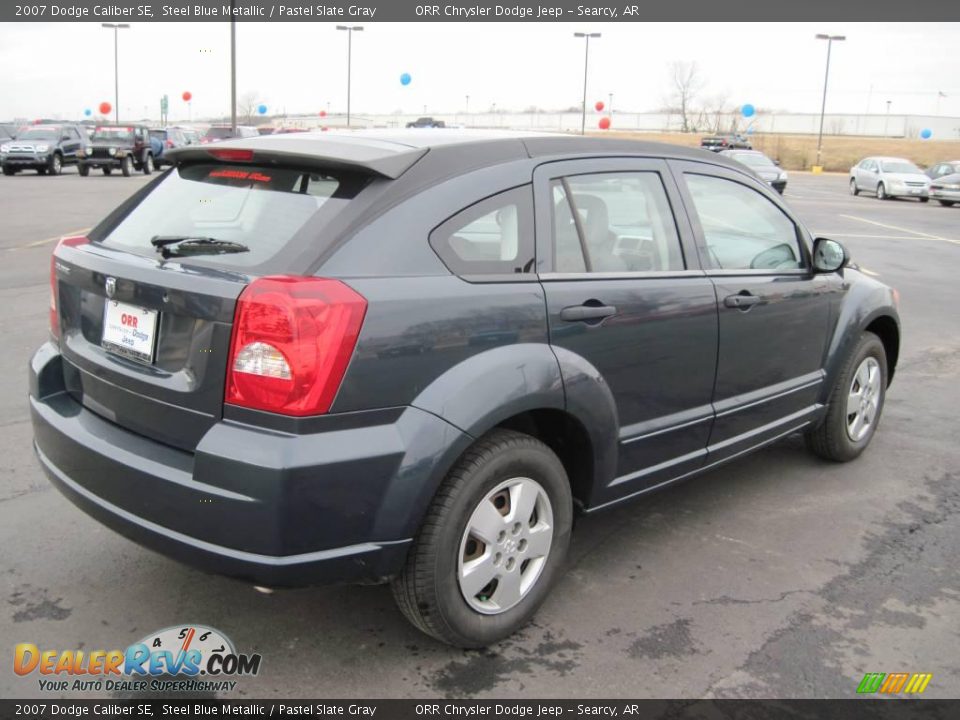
[724, 293, 761, 309]
[560, 302, 617, 323]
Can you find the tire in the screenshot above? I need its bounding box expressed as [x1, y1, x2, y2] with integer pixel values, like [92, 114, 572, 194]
[121, 155, 133, 177]
[391, 429, 573, 648]
[78, 164, 90, 177]
[876, 183, 887, 200]
[103, 167, 112, 176]
[142, 153, 153, 175]
[805, 332, 888, 462]
[919, 197, 929, 203]
[849, 178, 859, 196]
[48, 153, 62, 176]
[37, 167, 47, 176]
[1, 165, 14, 176]
[938, 200, 955, 207]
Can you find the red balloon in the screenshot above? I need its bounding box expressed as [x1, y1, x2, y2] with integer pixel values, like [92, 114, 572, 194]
[99, 102, 112, 115]
[595, 101, 605, 112]
[319, 110, 327, 117]
[182, 91, 192, 102]
[598, 117, 611, 130]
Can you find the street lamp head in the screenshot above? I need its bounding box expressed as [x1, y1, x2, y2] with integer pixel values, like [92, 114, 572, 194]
[336, 25, 349, 30]
[352, 26, 364, 31]
[574, 32, 602, 38]
[816, 33, 846, 41]
[574, 32, 585, 37]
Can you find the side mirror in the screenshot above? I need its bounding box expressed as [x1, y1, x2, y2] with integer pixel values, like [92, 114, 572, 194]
[773, 159, 781, 166]
[812, 237, 848, 273]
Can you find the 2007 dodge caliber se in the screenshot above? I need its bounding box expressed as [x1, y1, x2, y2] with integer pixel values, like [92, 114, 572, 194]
[31, 131, 900, 647]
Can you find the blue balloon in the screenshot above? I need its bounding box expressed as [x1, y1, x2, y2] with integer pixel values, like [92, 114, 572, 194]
[257, 104, 268, 115]
[83, 108, 92, 117]
[920, 128, 932, 140]
[400, 73, 412, 86]
[741, 103, 756, 118]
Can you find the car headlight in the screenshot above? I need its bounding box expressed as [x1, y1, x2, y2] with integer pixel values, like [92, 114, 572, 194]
[108, 147, 116, 156]
[0, 144, 9, 153]
[34, 144, 49, 153]
[779, 171, 788, 181]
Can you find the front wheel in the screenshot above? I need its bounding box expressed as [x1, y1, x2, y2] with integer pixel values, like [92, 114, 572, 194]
[919, 197, 929, 203]
[392, 429, 573, 648]
[142, 153, 153, 175]
[1, 165, 14, 176]
[806, 332, 888, 462]
[849, 178, 859, 196]
[48, 153, 62, 176]
[121, 155, 133, 177]
[939, 200, 955, 207]
[876, 183, 887, 200]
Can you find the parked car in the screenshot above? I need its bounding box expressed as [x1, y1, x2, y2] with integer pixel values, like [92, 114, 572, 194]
[176, 127, 201, 146]
[200, 125, 259, 143]
[849, 157, 930, 201]
[33, 132, 900, 648]
[925, 160, 960, 180]
[77, 124, 156, 177]
[1, 124, 86, 176]
[924, 160, 960, 207]
[700, 133, 752, 151]
[149, 128, 191, 168]
[406, 116, 446, 128]
[718, 149, 788, 193]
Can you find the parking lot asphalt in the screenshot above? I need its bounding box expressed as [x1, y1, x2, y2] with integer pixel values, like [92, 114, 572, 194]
[1, 168, 958, 699]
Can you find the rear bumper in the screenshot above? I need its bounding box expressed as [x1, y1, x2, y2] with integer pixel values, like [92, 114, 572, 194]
[30, 342, 471, 586]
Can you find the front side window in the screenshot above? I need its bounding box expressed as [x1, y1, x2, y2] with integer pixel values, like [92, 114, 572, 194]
[685, 174, 804, 271]
[550, 172, 685, 273]
[429, 186, 534, 276]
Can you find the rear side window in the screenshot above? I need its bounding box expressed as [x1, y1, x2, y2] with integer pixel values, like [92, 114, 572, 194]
[429, 186, 534, 276]
[95, 163, 368, 269]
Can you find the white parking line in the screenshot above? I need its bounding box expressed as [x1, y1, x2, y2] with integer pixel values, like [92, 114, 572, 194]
[7, 228, 91, 251]
[839, 215, 960, 245]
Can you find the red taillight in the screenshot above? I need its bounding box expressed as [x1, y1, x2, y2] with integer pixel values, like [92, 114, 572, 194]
[208, 148, 253, 162]
[166, 139, 174, 148]
[225, 276, 367, 416]
[49, 235, 88, 340]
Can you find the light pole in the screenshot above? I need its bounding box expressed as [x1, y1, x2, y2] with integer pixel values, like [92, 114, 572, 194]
[101, 23, 130, 124]
[608, 92, 613, 118]
[814, 33, 845, 169]
[885, 100, 892, 136]
[574, 32, 601, 135]
[337, 25, 363, 127]
[230, 4, 237, 133]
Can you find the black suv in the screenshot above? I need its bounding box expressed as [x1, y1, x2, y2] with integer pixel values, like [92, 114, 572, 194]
[1, 124, 86, 175]
[78, 124, 155, 176]
[32, 132, 900, 647]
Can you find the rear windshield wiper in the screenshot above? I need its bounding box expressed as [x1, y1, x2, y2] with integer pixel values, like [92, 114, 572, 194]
[150, 235, 250, 258]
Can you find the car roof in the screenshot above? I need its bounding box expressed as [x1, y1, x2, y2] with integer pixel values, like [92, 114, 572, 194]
[866, 156, 913, 162]
[167, 129, 742, 180]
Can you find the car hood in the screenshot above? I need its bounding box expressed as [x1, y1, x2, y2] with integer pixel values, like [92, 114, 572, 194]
[931, 172, 960, 185]
[882, 172, 929, 183]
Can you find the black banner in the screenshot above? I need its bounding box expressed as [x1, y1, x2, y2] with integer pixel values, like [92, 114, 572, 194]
[4, 0, 960, 22]
[3, 700, 960, 719]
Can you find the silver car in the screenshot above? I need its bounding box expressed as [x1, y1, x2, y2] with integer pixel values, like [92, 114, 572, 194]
[719, 149, 788, 194]
[850, 156, 930, 202]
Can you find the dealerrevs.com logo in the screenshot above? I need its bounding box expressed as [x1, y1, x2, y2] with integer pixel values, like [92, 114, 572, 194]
[14, 625, 262, 693]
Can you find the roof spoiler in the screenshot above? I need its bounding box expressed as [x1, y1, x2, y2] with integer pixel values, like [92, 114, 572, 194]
[166, 138, 428, 180]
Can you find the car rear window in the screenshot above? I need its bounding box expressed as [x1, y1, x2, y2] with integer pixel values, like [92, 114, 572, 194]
[94, 163, 369, 269]
[204, 127, 234, 140]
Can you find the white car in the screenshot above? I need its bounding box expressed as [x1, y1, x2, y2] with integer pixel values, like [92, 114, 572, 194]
[850, 156, 930, 202]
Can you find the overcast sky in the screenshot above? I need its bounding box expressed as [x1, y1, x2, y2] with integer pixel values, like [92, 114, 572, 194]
[1, 22, 958, 121]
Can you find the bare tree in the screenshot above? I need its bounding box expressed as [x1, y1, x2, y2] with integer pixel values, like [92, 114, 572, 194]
[238, 91, 262, 124]
[668, 61, 704, 133]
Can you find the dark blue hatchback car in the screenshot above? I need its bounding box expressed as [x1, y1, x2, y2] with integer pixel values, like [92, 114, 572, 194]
[31, 131, 900, 647]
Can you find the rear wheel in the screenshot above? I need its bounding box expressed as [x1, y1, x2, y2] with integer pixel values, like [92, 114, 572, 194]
[392, 429, 573, 648]
[939, 200, 956, 207]
[121, 155, 133, 177]
[102, 167, 112, 176]
[919, 197, 929, 203]
[849, 178, 859, 196]
[876, 183, 887, 200]
[78, 164, 90, 177]
[805, 332, 887, 462]
[37, 167, 47, 176]
[142, 153, 153, 175]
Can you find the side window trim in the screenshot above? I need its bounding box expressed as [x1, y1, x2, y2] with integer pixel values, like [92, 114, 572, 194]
[667, 159, 812, 276]
[532, 157, 702, 276]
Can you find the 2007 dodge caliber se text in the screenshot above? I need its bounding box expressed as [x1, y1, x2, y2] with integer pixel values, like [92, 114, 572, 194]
[31, 131, 900, 647]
